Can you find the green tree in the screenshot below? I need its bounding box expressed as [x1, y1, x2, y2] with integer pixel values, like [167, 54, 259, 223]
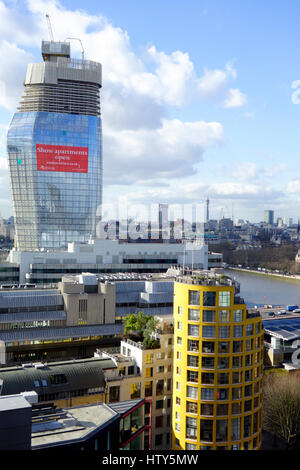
[123, 311, 159, 346]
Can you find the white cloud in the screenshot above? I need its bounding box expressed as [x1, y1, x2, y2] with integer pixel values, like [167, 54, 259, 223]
[286, 180, 300, 193]
[223, 88, 247, 108]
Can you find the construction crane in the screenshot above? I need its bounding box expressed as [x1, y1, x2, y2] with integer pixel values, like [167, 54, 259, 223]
[45, 14, 54, 41]
[66, 37, 85, 61]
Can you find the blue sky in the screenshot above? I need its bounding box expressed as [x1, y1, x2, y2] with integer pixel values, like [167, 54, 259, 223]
[1, 0, 300, 223]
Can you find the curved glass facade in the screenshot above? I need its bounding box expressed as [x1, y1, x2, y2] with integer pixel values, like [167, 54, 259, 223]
[7, 111, 102, 250]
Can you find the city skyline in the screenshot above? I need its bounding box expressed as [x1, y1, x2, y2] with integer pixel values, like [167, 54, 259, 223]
[1, 1, 300, 222]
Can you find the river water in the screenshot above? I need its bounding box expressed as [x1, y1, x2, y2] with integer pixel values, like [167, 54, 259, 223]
[223, 269, 300, 308]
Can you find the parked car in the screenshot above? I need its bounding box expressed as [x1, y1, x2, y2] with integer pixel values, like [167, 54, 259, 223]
[293, 309, 300, 313]
[268, 312, 275, 317]
[278, 310, 286, 315]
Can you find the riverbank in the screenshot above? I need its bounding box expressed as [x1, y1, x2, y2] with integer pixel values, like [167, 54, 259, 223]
[228, 266, 300, 283]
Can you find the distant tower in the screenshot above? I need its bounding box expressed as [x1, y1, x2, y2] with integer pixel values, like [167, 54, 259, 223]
[159, 203, 169, 241]
[264, 210, 274, 226]
[206, 197, 210, 223]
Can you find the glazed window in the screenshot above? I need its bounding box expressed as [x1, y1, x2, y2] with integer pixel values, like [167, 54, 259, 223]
[203, 310, 216, 322]
[203, 291, 216, 307]
[189, 309, 200, 321]
[219, 291, 231, 307]
[189, 290, 200, 305]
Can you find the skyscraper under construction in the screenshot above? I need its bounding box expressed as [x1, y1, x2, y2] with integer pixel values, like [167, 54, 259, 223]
[7, 40, 102, 250]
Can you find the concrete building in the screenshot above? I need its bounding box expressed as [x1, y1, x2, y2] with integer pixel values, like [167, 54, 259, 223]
[172, 272, 264, 450]
[0, 393, 32, 450]
[264, 210, 274, 226]
[3, 238, 208, 284]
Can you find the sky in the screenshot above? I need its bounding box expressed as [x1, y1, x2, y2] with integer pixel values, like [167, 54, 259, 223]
[1, 0, 300, 223]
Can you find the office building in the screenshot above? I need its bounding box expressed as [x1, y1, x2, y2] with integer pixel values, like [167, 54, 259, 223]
[264, 210, 274, 226]
[7, 40, 102, 251]
[172, 272, 264, 450]
[158, 203, 169, 240]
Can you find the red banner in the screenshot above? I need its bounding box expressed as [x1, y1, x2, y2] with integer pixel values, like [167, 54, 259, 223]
[36, 144, 88, 173]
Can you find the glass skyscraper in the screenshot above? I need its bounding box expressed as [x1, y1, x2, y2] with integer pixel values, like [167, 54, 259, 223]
[7, 41, 102, 250]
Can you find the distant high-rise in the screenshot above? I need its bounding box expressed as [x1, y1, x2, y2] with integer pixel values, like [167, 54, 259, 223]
[7, 40, 102, 250]
[264, 210, 274, 226]
[158, 203, 169, 240]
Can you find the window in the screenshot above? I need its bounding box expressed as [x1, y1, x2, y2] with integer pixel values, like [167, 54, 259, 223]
[201, 403, 213, 416]
[186, 417, 197, 439]
[186, 443, 196, 450]
[244, 399, 252, 412]
[200, 420, 213, 441]
[189, 290, 200, 305]
[217, 388, 228, 400]
[233, 341, 243, 353]
[201, 388, 214, 400]
[188, 339, 199, 352]
[49, 374, 67, 385]
[219, 310, 230, 322]
[156, 415, 163, 428]
[177, 351, 181, 360]
[175, 423, 180, 431]
[218, 326, 230, 338]
[41, 379, 47, 387]
[130, 382, 141, 399]
[231, 417, 241, 441]
[219, 291, 231, 307]
[255, 322, 260, 334]
[176, 366, 181, 375]
[177, 321, 182, 330]
[233, 325, 243, 338]
[156, 400, 164, 409]
[176, 397, 181, 405]
[232, 371, 242, 384]
[177, 337, 182, 345]
[178, 306, 183, 315]
[245, 354, 252, 367]
[188, 355, 199, 368]
[218, 357, 229, 369]
[232, 402, 241, 414]
[157, 365, 164, 373]
[216, 419, 228, 441]
[145, 353, 153, 364]
[156, 379, 164, 395]
[202, 372, 214, 384]
[145, 367, 153, 378]
[232, 387, 242, 400]
[218, 373, 229, 385]
[245, 339, 253, 351]
[244, 415, 251, 438]
[202, 325, 215, 338]
[187, 370, 198, 383]
[234, 309, 243, 322]
[232, 356, 242, 368]
[34, 380, 40, 388]
[202, 341, 215, 353]
[145, 381, 152, 397]
[188, 324, 199, 337]
[189, 309, 200, 321]
[245, 369, 252, 382]
[203, 291, 216, 307]
[203, 310, 215, 322]
[246, 324, 254, 336]
[187, 386, 198, 399]
[187, 401, 198, 413]
[176, 381, 181, 391]
[218, 341, 230, 353]
[109, 386, 120, 403]
[202, 356, 215, 369]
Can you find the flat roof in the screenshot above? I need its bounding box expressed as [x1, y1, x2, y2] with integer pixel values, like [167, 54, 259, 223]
[31, 403, 118, 448]
[263, 317, 300, 341]
[0, 394, 31, 412]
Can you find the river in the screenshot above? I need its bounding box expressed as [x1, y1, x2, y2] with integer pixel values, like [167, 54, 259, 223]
[223, 269, 300, 308]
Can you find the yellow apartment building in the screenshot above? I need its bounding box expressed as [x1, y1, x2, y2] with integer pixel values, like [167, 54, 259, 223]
[172, 273, 263, 450]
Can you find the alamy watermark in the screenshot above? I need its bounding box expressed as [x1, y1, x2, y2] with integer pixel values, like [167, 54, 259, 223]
[95, 202, 206, 241]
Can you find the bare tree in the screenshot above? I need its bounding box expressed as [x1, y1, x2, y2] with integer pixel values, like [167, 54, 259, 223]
[263, 372, 300, 449]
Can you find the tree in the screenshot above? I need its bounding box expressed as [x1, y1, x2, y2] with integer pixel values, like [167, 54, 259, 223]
[123, 311, 159, 347]
[263, 372, 300, 449]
